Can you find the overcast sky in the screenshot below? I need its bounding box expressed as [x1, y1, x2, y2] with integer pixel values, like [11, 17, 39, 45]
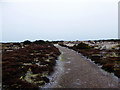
[1, 0, 119, 42]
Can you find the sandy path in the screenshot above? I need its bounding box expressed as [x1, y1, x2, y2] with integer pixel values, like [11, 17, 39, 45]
[45, 45, 119, 88]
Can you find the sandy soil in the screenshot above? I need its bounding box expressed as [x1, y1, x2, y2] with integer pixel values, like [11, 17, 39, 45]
[45, 45, 119, 88]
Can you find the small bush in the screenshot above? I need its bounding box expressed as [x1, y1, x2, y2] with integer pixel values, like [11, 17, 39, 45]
[33, 40, 46, 44]
[23, 40, 32, 45]
[74, 42, 92, 49]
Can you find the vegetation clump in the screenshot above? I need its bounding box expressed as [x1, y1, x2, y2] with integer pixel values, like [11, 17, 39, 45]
[73, 42, 92, 49]
[33, 40, 46, 44]
[2, 40, 61, 89]
[23, 40, 32, 45]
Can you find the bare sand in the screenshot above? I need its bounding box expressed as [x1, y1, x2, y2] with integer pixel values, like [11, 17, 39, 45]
[45, 45, 119, 88]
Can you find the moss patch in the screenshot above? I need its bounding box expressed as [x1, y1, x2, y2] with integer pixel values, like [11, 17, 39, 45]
[61, 59, 65, 62]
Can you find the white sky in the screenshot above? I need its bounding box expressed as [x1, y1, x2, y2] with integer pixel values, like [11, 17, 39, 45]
[0, 0, 119, 3]
[1, 0, 119, 42]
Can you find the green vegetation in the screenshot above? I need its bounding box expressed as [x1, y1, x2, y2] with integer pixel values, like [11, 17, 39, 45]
[61, 59, 65, 62]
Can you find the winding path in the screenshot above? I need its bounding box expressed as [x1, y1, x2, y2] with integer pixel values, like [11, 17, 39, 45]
[46, 45, 119, 88]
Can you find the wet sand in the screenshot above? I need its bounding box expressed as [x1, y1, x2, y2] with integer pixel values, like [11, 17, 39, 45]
[45, 45, 119, 88]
